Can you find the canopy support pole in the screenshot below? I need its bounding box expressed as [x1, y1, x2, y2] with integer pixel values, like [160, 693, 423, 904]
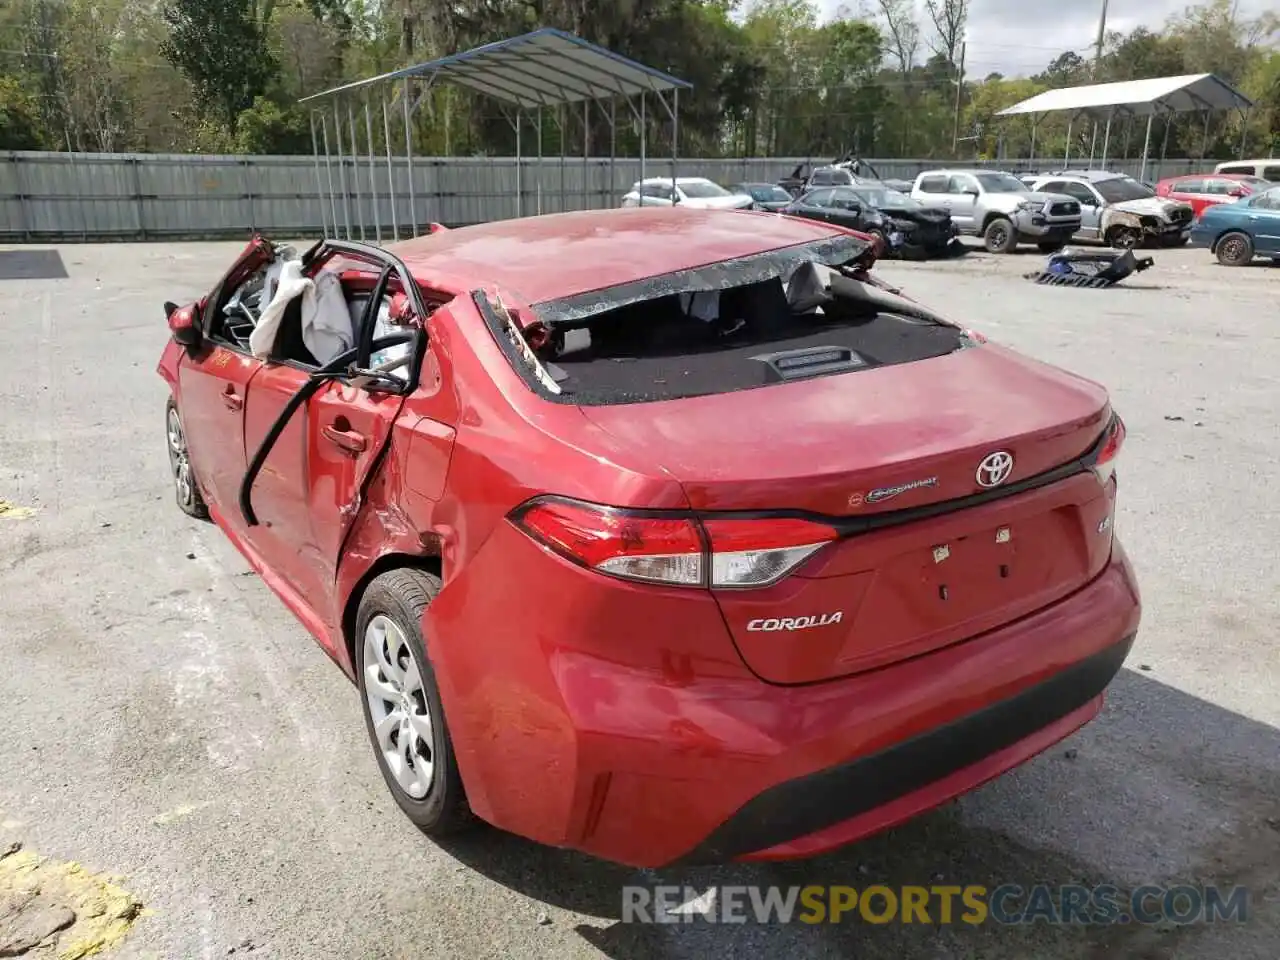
[1100, 111, 1113, 167]
[1200, 110, 1211, 160]
[1138, 113, 1153, 182]
[639, 94, 647, 193]
[319, 115, 339, 239]
[1160, 110, 1171, 166]
[582, 100, 590, 210]
[365, 100, 380, 243]
[609, 99, 617, 209]
[536, 106, 543, 215]
[333, 102, 351, 240]
[309, 112, 328, 238]
[1238, 107, 1250, 158]
[1029, 114, 1038, 163]
[1064, 116, 1073, 166]
[348, 103, 365, 240]
[515, 110, 523, 219]
[403, 78, 417, 236]
[382, 96, 399, 241]
[560, 106, 567, 214]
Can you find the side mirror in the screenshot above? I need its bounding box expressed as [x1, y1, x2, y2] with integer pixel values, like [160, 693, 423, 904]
[965, 188, 980, 197]
[1227, 187, 1245, 198]
[166, 301, 202, 349]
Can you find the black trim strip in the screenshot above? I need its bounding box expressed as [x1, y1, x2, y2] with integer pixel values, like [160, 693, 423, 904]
[672, 633, 1135, 865]
[506, 413, 1116, 548]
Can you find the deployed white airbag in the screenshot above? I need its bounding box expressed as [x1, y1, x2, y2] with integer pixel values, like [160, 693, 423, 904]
[249, 259, 354, 364]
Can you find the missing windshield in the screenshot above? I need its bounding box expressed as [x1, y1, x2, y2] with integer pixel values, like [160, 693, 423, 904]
[476, 239, 974, 406]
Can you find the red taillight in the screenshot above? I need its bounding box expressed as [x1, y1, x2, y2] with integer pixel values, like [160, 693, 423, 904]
[702, 517, 838, 588]
[513, 498, 704, 585]
[510, 499, 838, 589]
[1093, 415, 1125, 484]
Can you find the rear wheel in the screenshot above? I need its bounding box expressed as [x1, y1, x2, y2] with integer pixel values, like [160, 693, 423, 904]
[356, 569, 474, 837]
[165, 398, 209, 521]
[1215, 231, 1253, 267]
[983, 217, 1017, 254]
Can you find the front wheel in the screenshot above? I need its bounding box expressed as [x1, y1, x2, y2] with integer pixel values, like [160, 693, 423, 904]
[356, 569, 475, 837]
[1215, 231, 1254, 267]
[165, 398, 209, 521]
[1109, 226, 1142, 250]
[983, 217, 1017, 254]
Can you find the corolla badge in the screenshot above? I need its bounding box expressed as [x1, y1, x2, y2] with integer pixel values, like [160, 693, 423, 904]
[747, 612, 843, 632]
[976, 451, 1015, 488]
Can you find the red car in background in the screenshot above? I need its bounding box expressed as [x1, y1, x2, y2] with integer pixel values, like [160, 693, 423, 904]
[157, 208, 1141, 868]
[1156, 173, 1269, 216]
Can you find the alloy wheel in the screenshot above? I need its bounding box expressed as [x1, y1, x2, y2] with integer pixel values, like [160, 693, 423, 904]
[167, 407, 194, 508]
[363, 614, 435, 799]
[1220, 236, 1247, 264]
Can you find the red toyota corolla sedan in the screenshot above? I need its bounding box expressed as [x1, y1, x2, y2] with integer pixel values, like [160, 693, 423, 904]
[157, 208, 1141, 867]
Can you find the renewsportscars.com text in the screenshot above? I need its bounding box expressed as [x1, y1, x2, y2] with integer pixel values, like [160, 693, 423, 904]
[621, 883, 1249, 926]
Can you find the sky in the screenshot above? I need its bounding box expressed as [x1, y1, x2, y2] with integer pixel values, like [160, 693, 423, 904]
[821, 0, 1273, 78]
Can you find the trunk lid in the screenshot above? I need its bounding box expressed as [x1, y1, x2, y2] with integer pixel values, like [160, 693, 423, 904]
[580, 343, 1116, 683]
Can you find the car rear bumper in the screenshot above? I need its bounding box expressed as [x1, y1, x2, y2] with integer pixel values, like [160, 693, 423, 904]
[431, 530, 1141, 868]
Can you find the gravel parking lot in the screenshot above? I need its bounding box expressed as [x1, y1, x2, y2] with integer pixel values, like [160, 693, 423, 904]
[1, 239, 1277, 960]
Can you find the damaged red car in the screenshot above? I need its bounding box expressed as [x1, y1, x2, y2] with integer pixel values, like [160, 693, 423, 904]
[157, 207, 1141, 867]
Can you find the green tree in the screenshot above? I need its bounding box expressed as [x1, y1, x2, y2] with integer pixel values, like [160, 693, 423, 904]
[161, 0, 279, 135]
[0, 76, 43, 149]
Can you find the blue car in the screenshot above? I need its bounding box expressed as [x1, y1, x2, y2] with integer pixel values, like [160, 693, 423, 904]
[1188, 185, 1280, 266]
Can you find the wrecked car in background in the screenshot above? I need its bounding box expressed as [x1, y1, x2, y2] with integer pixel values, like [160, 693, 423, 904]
[156, 207, 1139, 870]
[1022, 171, 1194, 249]
[912, 169, 1081, 254]
[782, 184, 963, 260]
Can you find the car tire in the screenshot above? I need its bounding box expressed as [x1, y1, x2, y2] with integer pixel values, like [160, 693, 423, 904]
[983, 217, 1017, 254]
[1215, 231, 1254, 267]
[1109, 226, 1142, 250]
[165, 397, 209, 521]
[355, 568, 475, 837]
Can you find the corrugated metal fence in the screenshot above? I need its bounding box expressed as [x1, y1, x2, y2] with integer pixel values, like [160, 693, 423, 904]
[0, 151, 1215, 242]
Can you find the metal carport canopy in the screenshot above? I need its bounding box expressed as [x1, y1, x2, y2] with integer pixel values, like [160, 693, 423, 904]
[298, 28, 692, 241]
[993, 73, 1253, 179]
[994, 73, 1252, 120]
[299, 27, 692, 108]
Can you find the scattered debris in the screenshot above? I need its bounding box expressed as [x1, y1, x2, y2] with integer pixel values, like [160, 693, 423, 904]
[185, 553, 197, 560]
[536, 913, 551, 926]
[0, 501, 37, 521]
[1139, 664, 1152, 672]
[1063, 748, 1079, 760]
[1164, 415, 1184, 422]
[1025, 248, 1155, 288]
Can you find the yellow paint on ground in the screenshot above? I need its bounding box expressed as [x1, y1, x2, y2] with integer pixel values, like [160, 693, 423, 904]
[0, 499, 37, 520]
[0, 847, 144, 959]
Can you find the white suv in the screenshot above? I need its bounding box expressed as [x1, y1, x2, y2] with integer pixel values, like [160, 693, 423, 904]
[621, 177, 754, 210]
[910, 169, 1082, 254]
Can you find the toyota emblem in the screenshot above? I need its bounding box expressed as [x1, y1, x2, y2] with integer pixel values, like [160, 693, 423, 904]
[976, 451, 1014, 488]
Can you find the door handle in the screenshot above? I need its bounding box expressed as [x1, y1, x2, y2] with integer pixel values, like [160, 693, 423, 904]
[322, 424, 367, 454]
[221, 385, 242, 411]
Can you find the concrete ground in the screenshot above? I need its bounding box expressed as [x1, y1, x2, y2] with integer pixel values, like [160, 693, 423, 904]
[0, 239, 1277, 960]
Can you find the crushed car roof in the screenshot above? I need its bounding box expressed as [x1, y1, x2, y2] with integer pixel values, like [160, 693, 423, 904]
[386, 207, 859, 305]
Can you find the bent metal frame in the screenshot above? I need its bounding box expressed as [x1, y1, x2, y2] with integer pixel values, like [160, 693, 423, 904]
[298, 28, 692, 242]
